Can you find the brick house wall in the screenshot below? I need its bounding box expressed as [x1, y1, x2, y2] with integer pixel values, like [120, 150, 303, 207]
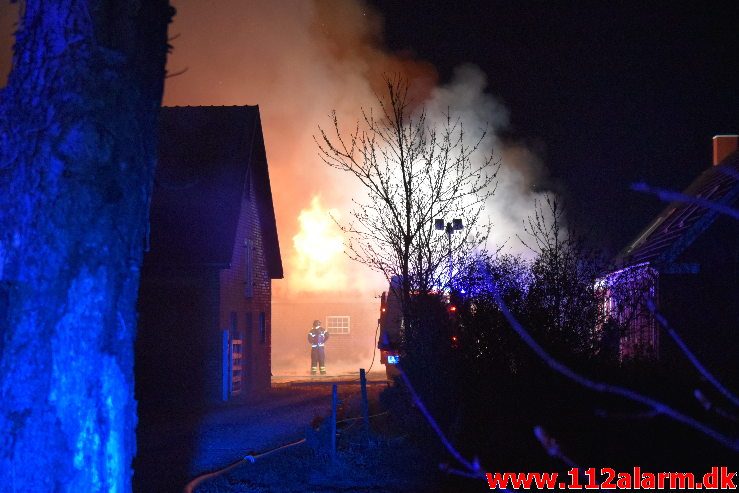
[219, 172, 273, 396]
[136, 268, 220, 411]
[138, 105, 282, 411]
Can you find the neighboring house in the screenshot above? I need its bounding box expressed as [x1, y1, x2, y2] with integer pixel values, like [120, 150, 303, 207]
[601, 135, 738, 369]
[136, 106, 282, 412]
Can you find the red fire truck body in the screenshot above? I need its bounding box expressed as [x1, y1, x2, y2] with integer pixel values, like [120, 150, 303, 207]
[377, 285, 402, 379]
[377, 277, 462, 378]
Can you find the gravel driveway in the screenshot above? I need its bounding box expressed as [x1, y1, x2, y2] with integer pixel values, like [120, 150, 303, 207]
[135, 372, 388, 492]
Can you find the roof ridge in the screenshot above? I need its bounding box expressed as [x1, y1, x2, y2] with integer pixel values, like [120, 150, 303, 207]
[161, 104, 259, 109]
[618, 156, 739, 267]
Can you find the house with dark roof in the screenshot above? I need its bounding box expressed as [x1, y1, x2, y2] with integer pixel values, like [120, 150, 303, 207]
[135, 106, 282, 412]
[601, 135, 738, 372]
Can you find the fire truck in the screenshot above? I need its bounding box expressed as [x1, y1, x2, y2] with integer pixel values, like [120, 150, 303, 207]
[377, 288, 402, 379]
[377, 278, 460, 379]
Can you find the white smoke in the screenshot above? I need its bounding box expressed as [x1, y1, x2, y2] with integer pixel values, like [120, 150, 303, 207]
[0, 1, 559, 375]
[422, 64, 554, 257]
[164, 0, 558, 372]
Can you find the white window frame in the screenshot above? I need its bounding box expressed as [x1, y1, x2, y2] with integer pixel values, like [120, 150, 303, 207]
[326, 315, 350, 334]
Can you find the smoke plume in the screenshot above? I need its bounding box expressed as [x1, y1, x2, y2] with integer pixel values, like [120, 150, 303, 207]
[161, 0, 556, 374]
[1, 1, 556, 374]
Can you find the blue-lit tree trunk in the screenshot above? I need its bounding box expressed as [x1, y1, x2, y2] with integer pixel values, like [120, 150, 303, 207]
[0, 2, 171, 491]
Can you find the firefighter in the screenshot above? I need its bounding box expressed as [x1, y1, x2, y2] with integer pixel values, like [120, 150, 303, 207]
[308, 319, 329, 375]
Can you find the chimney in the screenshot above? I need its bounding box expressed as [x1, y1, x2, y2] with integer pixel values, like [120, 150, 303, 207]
[712, 135, 738, 165]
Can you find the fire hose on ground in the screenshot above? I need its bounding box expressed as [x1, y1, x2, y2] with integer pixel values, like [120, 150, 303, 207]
[183, 410, 390, 492]
[185, 324, 386, 491]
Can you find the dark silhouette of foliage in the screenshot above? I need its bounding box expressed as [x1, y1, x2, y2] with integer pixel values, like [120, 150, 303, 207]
[518, 196, 606, 360]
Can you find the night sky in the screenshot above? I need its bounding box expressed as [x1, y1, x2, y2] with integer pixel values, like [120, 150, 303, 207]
[369, 0, 738, 253]
[1, 1, 736, 254]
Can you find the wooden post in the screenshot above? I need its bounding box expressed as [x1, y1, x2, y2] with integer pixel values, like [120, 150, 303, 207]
[360, 368, 370, 445]
[330, 383, 338, 463]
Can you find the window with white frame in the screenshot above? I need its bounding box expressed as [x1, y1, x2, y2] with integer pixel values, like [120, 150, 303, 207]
[326, 316, 350, 334]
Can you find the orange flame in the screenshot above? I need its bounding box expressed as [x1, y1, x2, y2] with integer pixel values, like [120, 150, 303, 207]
[289, 196, 345, 292]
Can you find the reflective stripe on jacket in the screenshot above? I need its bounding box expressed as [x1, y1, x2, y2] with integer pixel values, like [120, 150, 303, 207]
[308, 327, 329, 347]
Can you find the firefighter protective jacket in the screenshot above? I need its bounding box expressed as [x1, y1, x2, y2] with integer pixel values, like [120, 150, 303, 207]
[308, 326, 329, 347]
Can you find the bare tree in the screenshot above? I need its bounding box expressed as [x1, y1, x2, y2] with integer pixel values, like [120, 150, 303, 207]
[516, 196, 607, 357]
[0, 2, 172, 490]
[316, 75, 499, 307]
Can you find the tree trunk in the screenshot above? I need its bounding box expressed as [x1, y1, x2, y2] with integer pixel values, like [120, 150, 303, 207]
[0, 2, 171, 490]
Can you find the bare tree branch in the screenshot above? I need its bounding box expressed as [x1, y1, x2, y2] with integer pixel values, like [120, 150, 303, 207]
[317, 74, 500, 303]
